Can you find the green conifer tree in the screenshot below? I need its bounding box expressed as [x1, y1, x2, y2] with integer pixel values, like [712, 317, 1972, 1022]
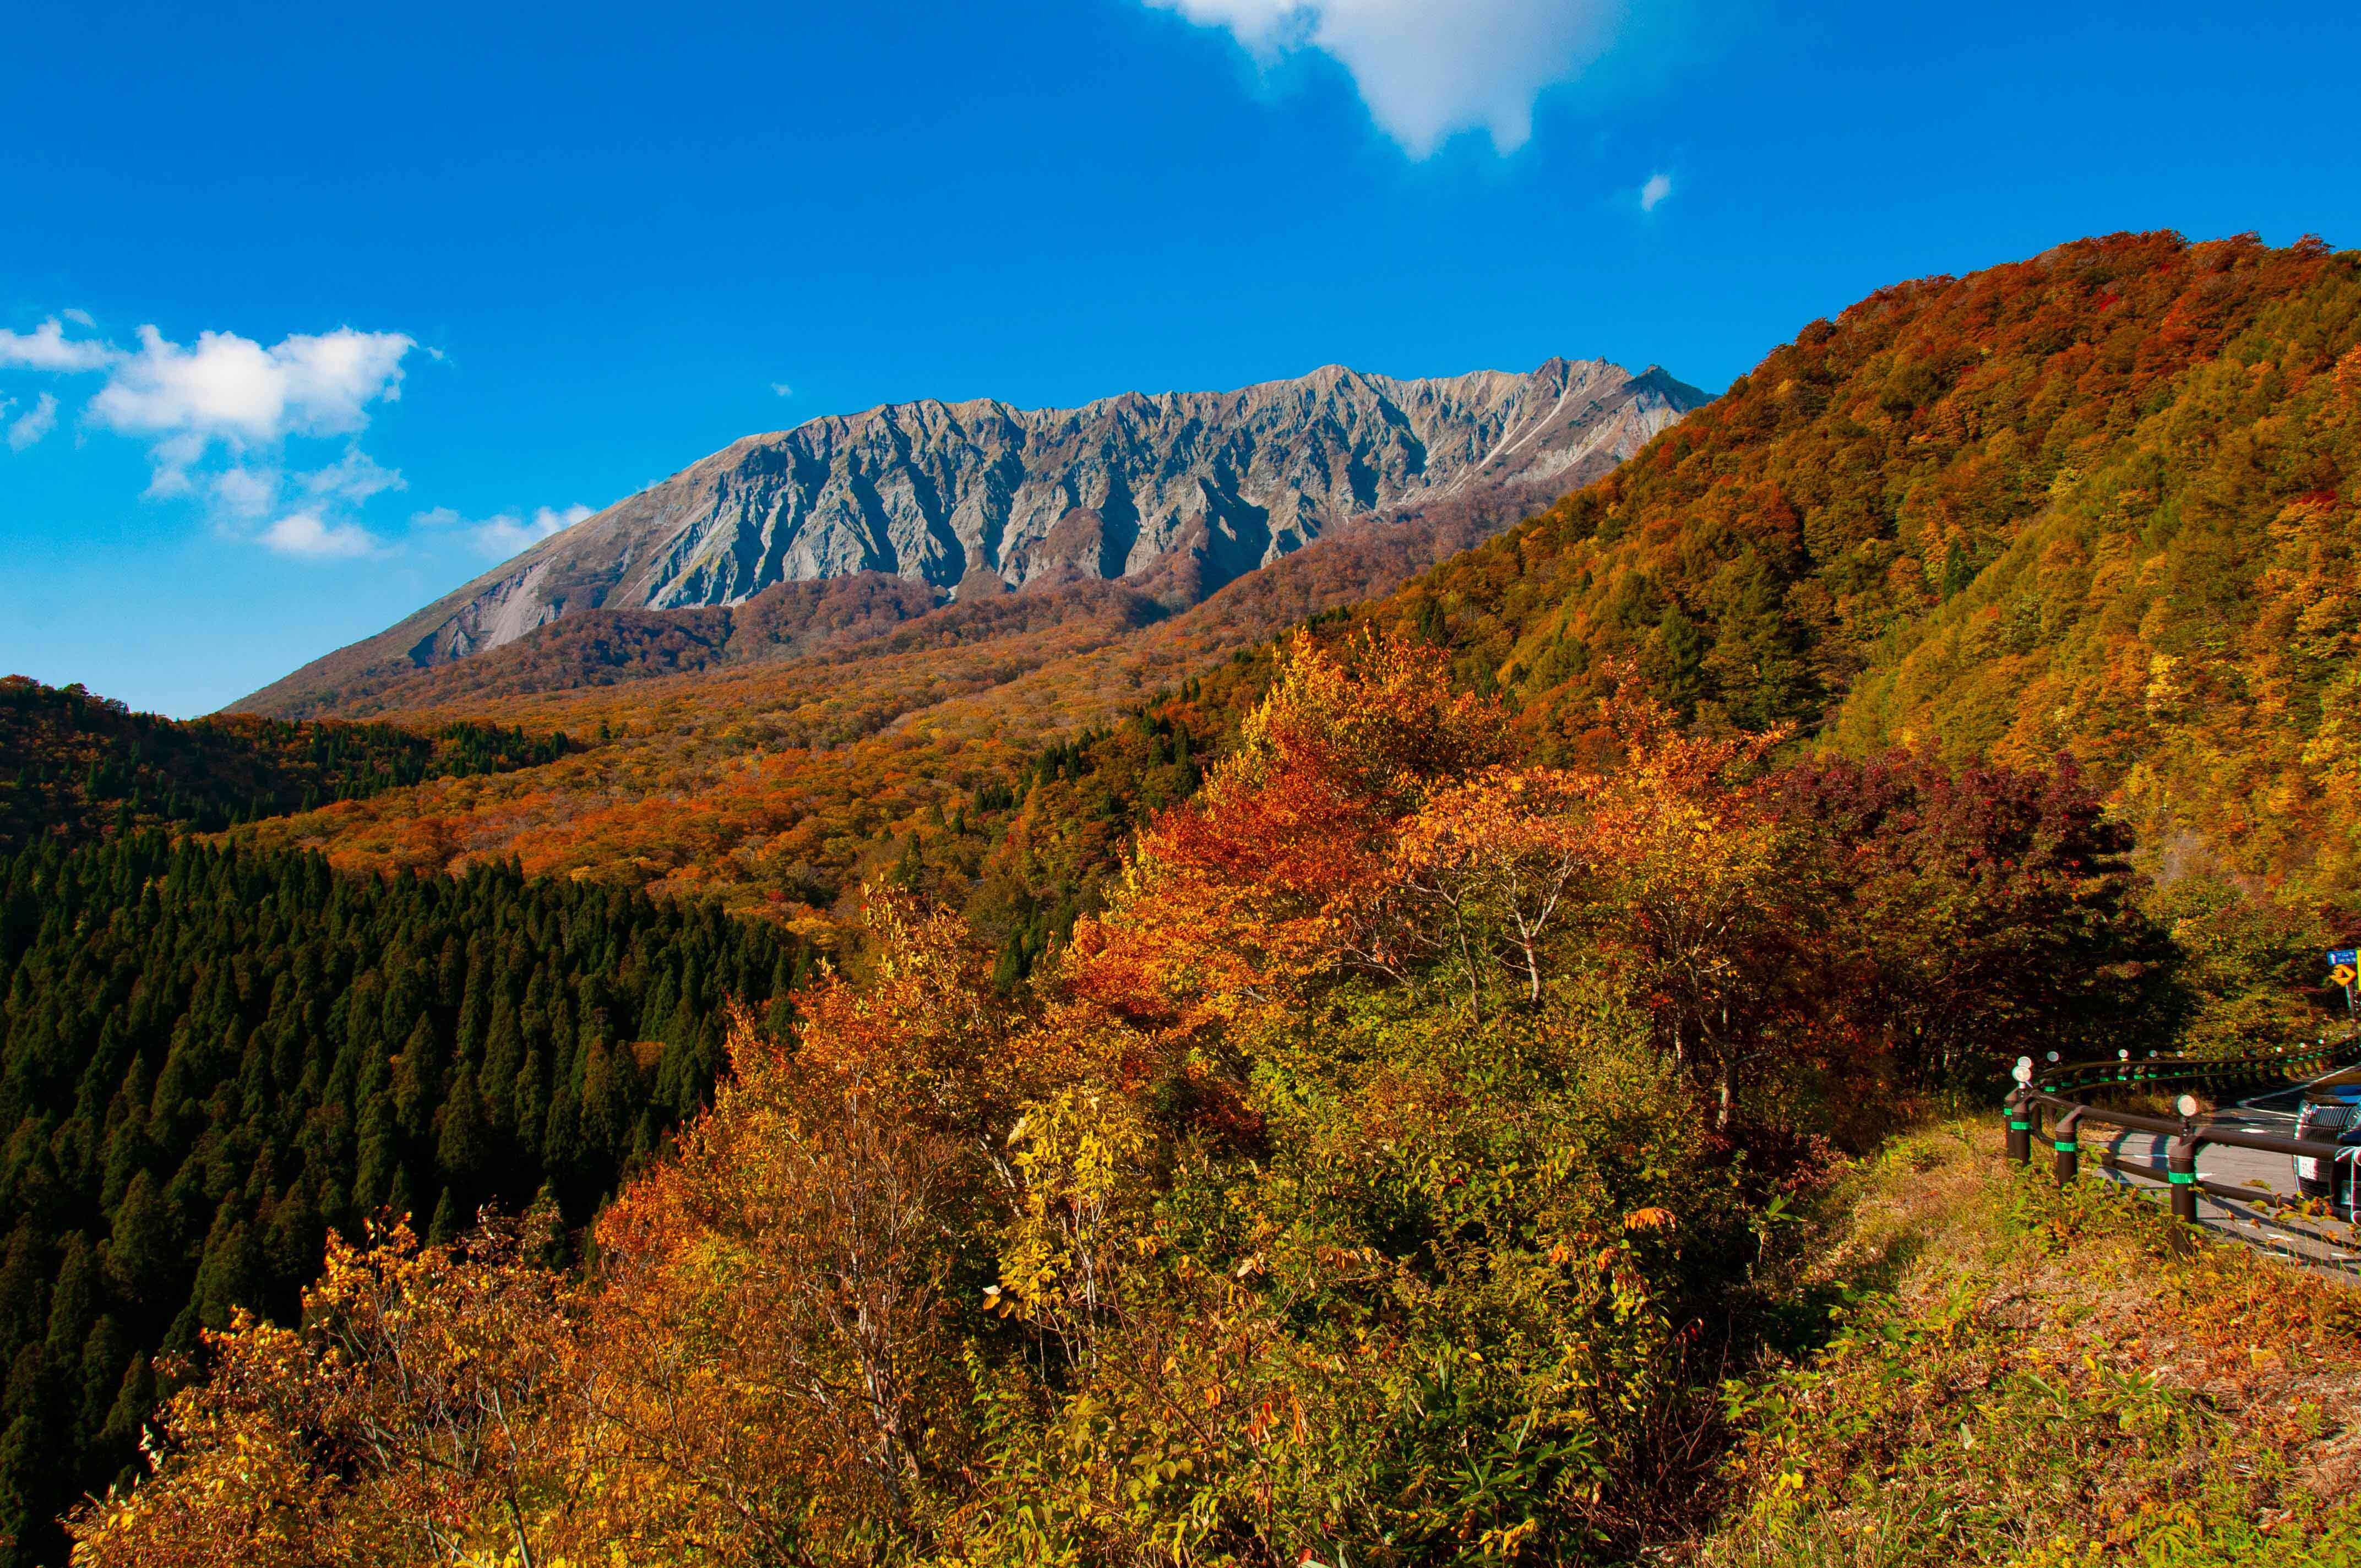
[100, 1172, 176, 1309]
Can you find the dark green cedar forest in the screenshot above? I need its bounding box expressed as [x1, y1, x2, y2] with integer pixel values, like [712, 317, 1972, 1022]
[0, 675, 570, 852]
[0, 835, 809, 1560]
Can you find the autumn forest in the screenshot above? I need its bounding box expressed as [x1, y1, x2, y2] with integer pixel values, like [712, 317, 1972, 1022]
[9, 232, 2361, 1565]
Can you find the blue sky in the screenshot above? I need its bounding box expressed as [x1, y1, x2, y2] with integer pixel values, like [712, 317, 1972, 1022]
[4, 0, 2356, 716]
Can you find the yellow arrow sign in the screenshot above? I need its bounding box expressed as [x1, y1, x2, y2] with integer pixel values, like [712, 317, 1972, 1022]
[2332, 963, 2356, 987]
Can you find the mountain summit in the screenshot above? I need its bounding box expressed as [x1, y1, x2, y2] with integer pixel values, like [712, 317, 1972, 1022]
[236, 358, 1705, 714]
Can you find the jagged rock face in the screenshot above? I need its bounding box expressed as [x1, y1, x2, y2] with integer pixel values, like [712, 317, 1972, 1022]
[379, 358, 1709, 672]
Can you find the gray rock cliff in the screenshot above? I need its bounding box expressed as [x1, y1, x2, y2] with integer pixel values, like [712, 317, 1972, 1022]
[240, 358, 1708, 710]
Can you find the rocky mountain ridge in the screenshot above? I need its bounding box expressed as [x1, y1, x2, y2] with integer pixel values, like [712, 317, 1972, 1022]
[235, 357, 1705, 715]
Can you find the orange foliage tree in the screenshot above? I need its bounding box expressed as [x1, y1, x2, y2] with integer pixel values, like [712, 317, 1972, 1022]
[69, 1216, 579, 1568]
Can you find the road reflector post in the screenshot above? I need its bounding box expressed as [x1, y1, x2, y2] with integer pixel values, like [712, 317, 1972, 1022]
[2167, 1133, 2200, 1226]
[2006, 1059, 2034, 1166]
[2053, 1108, 2083, 1188]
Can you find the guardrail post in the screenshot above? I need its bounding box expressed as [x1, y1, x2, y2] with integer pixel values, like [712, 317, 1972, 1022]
[2053, 1108, 2083, 1187]
[2005, 1087, 2032, 1166]
[2167, 1133, 2200, 1224]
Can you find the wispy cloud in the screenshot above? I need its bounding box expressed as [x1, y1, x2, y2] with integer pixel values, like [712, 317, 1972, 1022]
[414, 502, 595, 560]
[1640, 170, 1673, 211]
[6, 393, 57, 451]
[1145, 0, 1625, 156]
[771, 381, 795, 398]
[208, 463, 282, 522]
[0, 315, 116, 372]
[197, 449, 408, 528]
[262, 511, 381, 559]
[302, 449, 406, 505]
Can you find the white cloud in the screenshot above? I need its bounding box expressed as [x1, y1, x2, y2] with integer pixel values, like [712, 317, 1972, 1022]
[415, 502, 595, 559]
[0, 315, 117, 372]
[1147, 0, 1624, 155]
[191, 453, 408, 552]
[6, 393, 57, 451]
[47, 322, 414, 498]
[1640, 170, 1672, 211]
[1, 308, 448, 566]
[262, 511, 381, 560]
[771, 381, 795, 398]
[91, 324, 413, 447]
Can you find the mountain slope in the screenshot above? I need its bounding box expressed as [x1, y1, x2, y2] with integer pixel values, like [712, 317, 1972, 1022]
[235, 359, 1704, 718]
[213, 496, 1535, 917]
[1364, 232, 2361, 897]
[0, 675, 568, 850]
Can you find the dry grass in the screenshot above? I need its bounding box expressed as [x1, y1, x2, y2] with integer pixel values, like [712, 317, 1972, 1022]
[1683, 1120, 2361, 1566]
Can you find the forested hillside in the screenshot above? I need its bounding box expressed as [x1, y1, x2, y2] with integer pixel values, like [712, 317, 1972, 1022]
[236, 573, 953, 719]
[212, 501, 1527, 930]
[0, 837, 807, 1564]
[0, 677, 568, 851]
[1372, 232, 2361, 897]
[68, 634, 2213, 1567]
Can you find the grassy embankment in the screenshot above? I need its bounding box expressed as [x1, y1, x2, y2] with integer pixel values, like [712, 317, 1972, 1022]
[1692, 1122, 2361, 1567]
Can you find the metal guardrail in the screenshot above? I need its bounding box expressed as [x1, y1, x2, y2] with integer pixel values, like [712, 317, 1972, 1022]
[2003, 1036, 2360, 1231]
[2030, 1037, 2350, 1099]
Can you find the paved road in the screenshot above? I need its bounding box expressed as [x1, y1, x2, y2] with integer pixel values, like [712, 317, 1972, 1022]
[2086, 1080, 2361, 1276]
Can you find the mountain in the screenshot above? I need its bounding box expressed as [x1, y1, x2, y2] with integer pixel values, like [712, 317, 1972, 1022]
[234, 359, 1705, 717]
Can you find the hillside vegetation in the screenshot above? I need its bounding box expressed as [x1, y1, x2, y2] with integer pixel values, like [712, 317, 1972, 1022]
[220, 236, 2361, 963]
[67, 633, 2207, 1567]
[0, 838, 808, 1562]
[0, 677, 567, 852]
[1691, 1125, 2361, 1566]
[1374, 232, 2361, 901]
[242, 572, 953, 719]
[214, 503, 1528, 952]
[24, 232, 2361, 1565]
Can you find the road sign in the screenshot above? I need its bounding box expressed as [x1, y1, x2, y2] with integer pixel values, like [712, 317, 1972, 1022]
[2331, 948, 2358, 967]
[2336, 964, 2358, 988]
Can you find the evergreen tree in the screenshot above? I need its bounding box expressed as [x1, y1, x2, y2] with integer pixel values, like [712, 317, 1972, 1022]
[100, 1173, 174, 1310]
[0, 832, 807, 1562]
